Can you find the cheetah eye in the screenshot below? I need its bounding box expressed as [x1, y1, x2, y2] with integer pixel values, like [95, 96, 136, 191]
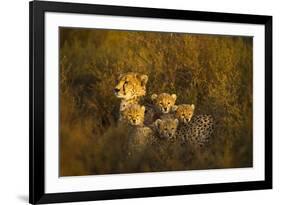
[124, 81, 128, 85]
[171, 128, 174, 130]
[164, 128, 168, 131]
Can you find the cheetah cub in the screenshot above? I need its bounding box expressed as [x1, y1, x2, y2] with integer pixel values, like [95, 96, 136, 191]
[172, 104, 195, 124]
[120, 104, 153, 157]
[153, 118, 179, 141]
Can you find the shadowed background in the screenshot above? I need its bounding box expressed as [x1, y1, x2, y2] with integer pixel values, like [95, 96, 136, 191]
[59, 27, 253, 176]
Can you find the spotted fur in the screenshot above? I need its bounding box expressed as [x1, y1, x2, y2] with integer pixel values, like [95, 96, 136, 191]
[177, 114, 215, 147]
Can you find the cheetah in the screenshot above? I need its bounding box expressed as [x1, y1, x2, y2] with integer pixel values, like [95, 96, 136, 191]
[172, 104, 195, 124]
[176, 114, 215, 147]
[119, 104, 153, 157]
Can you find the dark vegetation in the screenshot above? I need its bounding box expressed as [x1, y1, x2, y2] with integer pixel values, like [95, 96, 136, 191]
[59, 28, 253, 176]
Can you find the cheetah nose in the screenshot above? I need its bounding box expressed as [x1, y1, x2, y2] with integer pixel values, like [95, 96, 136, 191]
[164, 108, 167, 111]
[133, 119, 136, 123]
[114, 88, 120, 93]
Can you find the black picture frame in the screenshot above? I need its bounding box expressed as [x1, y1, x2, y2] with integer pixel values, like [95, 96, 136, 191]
[29, 0, 272, 204]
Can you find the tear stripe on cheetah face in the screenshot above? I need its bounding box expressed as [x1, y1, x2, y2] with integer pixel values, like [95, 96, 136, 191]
[154, 118, 179, 140]
[177, 114, 214, 146]
[120, 104, 145, 126]
[151, 93, 177, 114]
[172, 104, 195, 124]
[114, 72, 148, 100]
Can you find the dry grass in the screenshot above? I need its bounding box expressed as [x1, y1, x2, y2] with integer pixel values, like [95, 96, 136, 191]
[59, 28, 253, 176]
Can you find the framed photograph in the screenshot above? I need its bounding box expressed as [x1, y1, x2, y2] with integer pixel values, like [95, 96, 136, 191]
[29, 0, 272, 204]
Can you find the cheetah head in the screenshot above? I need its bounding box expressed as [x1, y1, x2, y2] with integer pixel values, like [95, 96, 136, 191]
[114, 72, 148, 100]
[172, 104, 195, 124]
[121, 104, 145, 126]
[154, 118, 178, 140]
[151, 93, 177, 114]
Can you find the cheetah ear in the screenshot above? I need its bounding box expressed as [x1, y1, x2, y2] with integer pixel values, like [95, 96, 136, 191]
[174, 118, 179, 125]
[154, 119, 162, 129]
[191, 104, 195, 110]
[138, 74, 148, 87]
[171, 105, 178, 112]
[151, 94, 158, 101]
[141, 105, 146, 112]
[171, 94, 177, 100]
